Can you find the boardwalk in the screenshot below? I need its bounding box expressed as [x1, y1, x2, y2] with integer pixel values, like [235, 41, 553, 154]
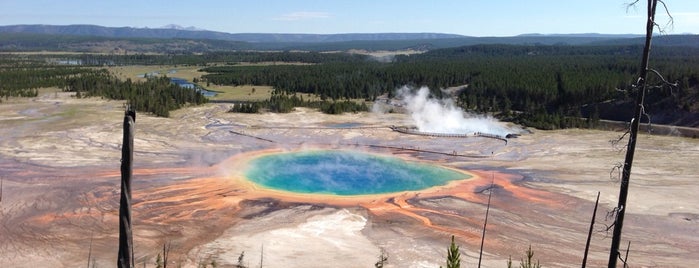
[389, 126, 508, 143]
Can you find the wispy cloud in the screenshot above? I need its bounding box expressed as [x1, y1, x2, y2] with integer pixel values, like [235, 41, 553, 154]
[274, 11, 331, 21]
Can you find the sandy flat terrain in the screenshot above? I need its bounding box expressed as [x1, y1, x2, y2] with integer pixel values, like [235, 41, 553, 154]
[1, 92, 698, 267]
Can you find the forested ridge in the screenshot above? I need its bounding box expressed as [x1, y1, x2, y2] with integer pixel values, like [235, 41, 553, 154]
[2, 43, 698, 127]
[3, 28, 698, 53]
[202, 44, 699, 128]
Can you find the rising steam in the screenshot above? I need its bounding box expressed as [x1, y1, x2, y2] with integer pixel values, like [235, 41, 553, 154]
[392, 86, 514, 137]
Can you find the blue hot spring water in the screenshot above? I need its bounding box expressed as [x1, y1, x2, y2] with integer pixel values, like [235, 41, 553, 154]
[244, 150, 469, 195]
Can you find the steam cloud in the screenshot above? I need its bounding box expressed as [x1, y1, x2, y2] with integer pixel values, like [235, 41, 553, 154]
[394, 86, 514, 137]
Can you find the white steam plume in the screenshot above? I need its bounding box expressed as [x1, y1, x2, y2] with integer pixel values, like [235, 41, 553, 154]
[397, 86, 513, 137]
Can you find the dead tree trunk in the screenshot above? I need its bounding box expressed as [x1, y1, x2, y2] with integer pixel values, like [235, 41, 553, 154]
[87, 232, 94, 268]
[582, 192, 600, 268]
[477, 172, 495, 268]
[162, 241, 171, 268]
[118, 107, 136, 268]
[608, 0, 657, 267]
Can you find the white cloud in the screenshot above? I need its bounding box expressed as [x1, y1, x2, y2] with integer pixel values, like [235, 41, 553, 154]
[274, 11, 331, 21]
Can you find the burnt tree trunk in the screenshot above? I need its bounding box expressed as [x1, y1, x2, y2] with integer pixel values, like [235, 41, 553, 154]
[582, 192, 600, 268]
[608, 0, 657, 267]
[118, 107, 136, 268]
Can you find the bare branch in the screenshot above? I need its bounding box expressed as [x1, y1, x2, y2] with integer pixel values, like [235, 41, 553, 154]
[625, 0, 641, 13]
[610, 129, 630, 152]
[656, 0, 674, 33]
[599, 223, 614, 239]
[602, 205, 625, 239]
[610, 162, 624, 182]
[631, 68, 680, 135]
[647, 68, 679, 88]
[627, 0, 673, 33]
[640, 104, 653, 134]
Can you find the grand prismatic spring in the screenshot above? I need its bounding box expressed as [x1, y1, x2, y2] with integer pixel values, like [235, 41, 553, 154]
[244, 150, 470, 195]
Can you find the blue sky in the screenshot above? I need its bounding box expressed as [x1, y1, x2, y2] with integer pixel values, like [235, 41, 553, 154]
[1, 0, 697, 36]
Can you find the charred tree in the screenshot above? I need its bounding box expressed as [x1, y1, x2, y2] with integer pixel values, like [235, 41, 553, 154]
[608, 0, 660, 266]
[87, 232, 94, 268]
[478, 171, 495, 268]
[162, 241, 171, 268]
[582, 192, 600, 268]
[118, 106, 136, 268]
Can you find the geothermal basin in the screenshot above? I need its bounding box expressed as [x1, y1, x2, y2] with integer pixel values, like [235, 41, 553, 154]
[2, 93, 699, 268]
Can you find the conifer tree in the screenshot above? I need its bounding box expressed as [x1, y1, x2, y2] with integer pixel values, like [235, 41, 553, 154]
[446, 235, 461, 268]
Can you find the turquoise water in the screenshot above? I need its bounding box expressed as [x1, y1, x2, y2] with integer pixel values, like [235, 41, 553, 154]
[244, 150, 469, 195]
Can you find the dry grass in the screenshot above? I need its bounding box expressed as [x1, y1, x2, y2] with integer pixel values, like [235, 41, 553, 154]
[233, 61, 315, 66]
[106, 65, 202, 82]
[207, 85, 275, 101]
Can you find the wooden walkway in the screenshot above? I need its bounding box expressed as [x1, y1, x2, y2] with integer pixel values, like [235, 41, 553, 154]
[389, 126, 508, 143]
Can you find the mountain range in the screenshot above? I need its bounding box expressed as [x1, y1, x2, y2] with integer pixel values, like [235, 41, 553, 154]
[0, 24, 697, 52]
[0, 24, 467, 43]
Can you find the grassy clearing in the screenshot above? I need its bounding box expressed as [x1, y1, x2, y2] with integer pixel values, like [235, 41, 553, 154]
[106, 63, 311, 83]
[207, 85, 275, 101]
[206, 85, 328, 102]
[106, 65, 266, 101]
[106, 65, 204, 82]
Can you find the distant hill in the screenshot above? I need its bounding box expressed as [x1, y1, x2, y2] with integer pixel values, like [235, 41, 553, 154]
[0, 24, 465, 43]
[590, 34, 699, 47]
[159, 24, 205, 31]
[518, 33, 643, 38]
[1, 24, 697, 53]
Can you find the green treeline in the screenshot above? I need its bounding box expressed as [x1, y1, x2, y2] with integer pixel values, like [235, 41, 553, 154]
[42, 51, 369, 66]
[63, 70, 207, 117]
[0, 64, 87, 100]
[4, 44, 698, 125]
[0, 56, 207, 117]
[201, 61, 473, 100]
[202, 44, 699, 129]
[1, 55, 208, 116]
